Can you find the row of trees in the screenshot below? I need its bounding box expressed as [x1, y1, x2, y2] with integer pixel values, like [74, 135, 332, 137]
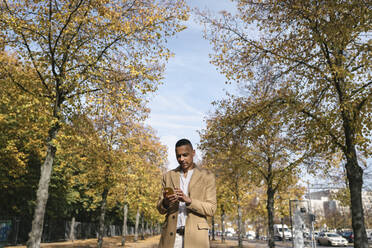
[199, 77, 307, 247]
[198, 1, 371, 248]
[0, 0, 189, 247]
[0, 45, 165, 247]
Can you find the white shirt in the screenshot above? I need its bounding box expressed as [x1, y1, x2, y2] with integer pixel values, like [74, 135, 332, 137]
[177, 169, 194, 228]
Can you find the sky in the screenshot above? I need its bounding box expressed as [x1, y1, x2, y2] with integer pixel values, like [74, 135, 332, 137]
[145, 0, 238, 169]
[144, 0, 372, 190]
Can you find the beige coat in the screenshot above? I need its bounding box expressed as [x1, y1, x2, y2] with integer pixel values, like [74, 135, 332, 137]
[157, 166, 217, 248]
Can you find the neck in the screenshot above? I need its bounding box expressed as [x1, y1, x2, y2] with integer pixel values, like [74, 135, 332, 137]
[182, 164, 194, 174]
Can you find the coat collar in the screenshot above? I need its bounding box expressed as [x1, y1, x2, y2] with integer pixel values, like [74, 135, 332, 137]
[171, 164, 202, 195]
[188, 166, 202, 194]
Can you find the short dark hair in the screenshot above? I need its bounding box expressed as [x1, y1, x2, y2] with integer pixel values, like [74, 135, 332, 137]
[175, 138, 193, 149]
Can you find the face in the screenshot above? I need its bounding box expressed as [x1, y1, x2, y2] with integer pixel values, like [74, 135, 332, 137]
[175, 145, 195, 171]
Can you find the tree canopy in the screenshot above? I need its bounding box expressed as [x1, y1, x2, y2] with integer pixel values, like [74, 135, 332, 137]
[199, 1, 371, 246]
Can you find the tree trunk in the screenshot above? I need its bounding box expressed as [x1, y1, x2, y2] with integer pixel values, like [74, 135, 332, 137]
[140, 214, 145, 240]
[69, 217, 75, 242]
[237, 203, 243, 248]
[345, 148, 368, 248]
[211, 216, 216, 241]
[281, 218, 284, 242]
[27, 123, 60, 248]
[121, 203, 128, 246]
[97, 188, 109, 248]
[267, 186, 275, 248]
[341, 112, 368, 248]
[255, 221, 260, 239]
[221, 205, 225, 243]
[134, 207, 140, 242]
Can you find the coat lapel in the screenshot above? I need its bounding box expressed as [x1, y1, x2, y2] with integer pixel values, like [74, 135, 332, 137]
[171, 166, 181, 188]
[188, 165, 201, 196]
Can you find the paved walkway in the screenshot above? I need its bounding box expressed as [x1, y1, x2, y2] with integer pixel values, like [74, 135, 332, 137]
[6, 236, 371, 248]
[1, 236, 297, 248]
[5, 235, 159, 248]
[4, 236, 261, 248]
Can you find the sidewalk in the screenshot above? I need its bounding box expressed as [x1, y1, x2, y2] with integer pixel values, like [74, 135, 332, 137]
[1, 236, 296, 248]
[5, 235, 159, 248]
[9, 236, 368, 248]
[5, 236, 263, 248]
[209, 239, 290, 248]
[210, 239, 256, 248]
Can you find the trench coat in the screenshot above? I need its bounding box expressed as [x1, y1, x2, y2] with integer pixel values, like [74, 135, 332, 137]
[157, 165, 217, 248]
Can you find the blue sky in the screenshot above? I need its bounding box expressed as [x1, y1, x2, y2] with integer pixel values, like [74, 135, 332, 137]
[145, 0, 371, 189]
[145, 0, 238, 169]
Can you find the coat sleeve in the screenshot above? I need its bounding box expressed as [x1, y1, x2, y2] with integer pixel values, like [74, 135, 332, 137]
[156, 173, 168, 215]
[186, 172, 216, 217]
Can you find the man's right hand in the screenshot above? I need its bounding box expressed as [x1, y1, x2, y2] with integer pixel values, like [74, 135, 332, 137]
[163, 191, 178, 208]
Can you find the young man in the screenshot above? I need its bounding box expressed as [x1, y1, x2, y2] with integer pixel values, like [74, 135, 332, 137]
[157, 139, 216, 248]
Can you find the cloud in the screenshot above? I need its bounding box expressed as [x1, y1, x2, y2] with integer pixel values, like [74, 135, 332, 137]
[158, 135, 178, 170]
[150, 94, 204, 117]
[151, 113, 202, 122]
[145, 0, 240, 171]
[149, 120, 200, 130]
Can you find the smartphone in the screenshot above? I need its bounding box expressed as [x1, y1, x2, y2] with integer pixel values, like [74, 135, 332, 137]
[164, 187, 174, 196]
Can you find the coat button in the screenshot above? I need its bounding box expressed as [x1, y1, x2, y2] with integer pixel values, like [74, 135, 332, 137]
[172, 216, 175, 219]
[170, 232, 173, 236]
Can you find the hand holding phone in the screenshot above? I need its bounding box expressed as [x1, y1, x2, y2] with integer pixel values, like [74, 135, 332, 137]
[163, 187, 178, 208]
[174, 187, 192, 205]
[164, 187, 174, 197]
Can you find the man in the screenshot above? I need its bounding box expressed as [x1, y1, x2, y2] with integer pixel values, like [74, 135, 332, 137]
[157, 139, 217, 248]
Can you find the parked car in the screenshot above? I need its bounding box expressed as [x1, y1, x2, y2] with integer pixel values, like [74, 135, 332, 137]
[246, 233, 255, 240]
[339, 231, 353, 243]
[313, 231, 320, 240]
[317, 232, 348, 246]
[273, 224, 292, 240]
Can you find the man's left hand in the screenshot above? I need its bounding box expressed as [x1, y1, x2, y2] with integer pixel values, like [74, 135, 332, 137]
[174, 187, 192, 205]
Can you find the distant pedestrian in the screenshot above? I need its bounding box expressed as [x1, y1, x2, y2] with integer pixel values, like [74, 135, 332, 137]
[157, 138, 217, 248]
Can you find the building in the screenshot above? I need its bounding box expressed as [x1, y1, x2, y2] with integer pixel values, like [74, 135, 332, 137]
[305, 189, 372, 225]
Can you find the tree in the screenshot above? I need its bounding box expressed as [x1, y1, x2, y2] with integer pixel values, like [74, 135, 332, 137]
[203, 160, 236, 244]
[123, 129, 166, 241]
[199, 1, 371, 247]
[242, 187, 267, 239]
[0, 0, 188, 246]
[0, 52, 50, 224]
[111, 126, 166, 243]
[199, 72, 308, 248]
[58, 116, 167, 247]
[199, 137, 253, 247]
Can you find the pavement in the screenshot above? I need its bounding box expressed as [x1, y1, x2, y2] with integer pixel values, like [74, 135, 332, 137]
[5, 236, 372, 248]
[5, 235, 159, 248]
[4, 235, 264, 248]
